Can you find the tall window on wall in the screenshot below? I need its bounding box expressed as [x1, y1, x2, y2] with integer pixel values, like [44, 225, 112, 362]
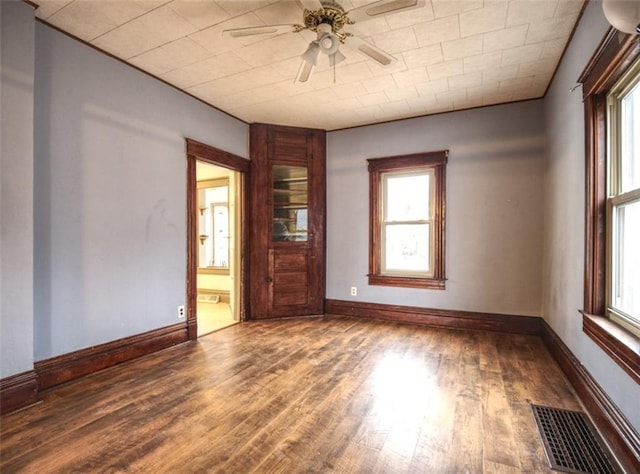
[368, 151, 447, 290]
[607, 58, 640, 334]
[579, 29, 640, 383]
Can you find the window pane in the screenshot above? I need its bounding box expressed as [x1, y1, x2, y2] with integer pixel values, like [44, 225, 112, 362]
[273, 165, 308, 242]
[612, 198, 640, 322]
[620, 81, 640, 193]
[384, 224, 430, 273]
[212, 204, 229, 268]
[385, 173, 429, 221]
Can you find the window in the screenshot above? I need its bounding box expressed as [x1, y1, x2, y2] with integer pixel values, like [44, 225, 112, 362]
[607, 59, 640, 333]
[197, 179, 229, 273]
[579, 28, 640, 383]
[368, 151, 447, 289]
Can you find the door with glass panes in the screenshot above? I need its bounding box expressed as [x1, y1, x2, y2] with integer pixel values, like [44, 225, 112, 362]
[249, 124, 326, 319]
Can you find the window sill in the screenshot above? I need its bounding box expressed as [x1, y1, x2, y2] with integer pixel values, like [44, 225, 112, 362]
[368, 274, 445, 290]
[581, 311, 640, 384]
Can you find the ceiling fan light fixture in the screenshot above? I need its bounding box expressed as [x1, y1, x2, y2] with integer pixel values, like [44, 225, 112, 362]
[318, 32, 340, 55]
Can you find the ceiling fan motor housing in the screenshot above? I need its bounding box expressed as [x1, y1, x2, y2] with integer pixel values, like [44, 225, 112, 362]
[303, 1, 353, 34]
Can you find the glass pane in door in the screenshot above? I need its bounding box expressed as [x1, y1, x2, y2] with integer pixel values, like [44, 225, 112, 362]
[273, 165, 308, 242]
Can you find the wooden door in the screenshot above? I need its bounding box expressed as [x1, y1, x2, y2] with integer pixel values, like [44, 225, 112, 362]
[249, 124, 326, 319]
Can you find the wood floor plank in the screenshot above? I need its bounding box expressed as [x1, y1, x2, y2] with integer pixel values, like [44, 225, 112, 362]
[0, 316, 587, 473]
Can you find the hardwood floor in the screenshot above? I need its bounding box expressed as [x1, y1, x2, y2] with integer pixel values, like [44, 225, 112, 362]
[197, 302, 237, 337]
[0, 316, 583, 473]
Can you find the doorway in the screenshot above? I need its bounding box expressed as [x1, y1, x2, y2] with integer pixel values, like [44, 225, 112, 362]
[195, 162, 239, 335]
[186, 139, 249, 340]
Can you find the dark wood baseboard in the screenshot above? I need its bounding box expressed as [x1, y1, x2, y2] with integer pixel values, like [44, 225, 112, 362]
[0, 370, 39, 415]
[541, 320, 640, 473]
[325, 299, 541, 335]
[35, 323, 188, 391]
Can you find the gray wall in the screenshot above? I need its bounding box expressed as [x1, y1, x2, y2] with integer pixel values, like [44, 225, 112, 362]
[33, 23, 248, 360]
[0, 1, 35, 378]
[542, 0, 639, 430]
[327, 101, 545, 317]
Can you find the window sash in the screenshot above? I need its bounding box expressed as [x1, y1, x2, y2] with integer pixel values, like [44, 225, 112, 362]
[606, 58, 640, 333]
[380, 169, 434, 277]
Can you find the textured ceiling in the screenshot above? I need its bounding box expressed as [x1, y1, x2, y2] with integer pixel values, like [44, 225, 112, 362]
[33, 0, 586, 130]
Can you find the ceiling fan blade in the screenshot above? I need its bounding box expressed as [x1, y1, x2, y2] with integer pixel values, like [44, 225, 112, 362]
[299, 0, 323, 11]
[222, 24, 296, 38]
[347, 36, 396, 66]
[295, 59, 315, 83]
[346, 0, 426, 23]
[302, 41, 321, 65]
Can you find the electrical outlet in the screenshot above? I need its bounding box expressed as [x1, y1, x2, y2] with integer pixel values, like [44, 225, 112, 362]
[350, 287, 357, 296]
[177, 305, 185, 319]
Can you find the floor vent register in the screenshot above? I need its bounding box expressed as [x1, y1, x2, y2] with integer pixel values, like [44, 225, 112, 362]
[530, 404, 620, 474]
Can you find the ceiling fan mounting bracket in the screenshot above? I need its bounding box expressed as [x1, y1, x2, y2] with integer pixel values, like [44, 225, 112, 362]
[302, 1, 354, 37]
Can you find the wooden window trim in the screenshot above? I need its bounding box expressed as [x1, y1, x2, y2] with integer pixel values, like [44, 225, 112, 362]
[578, 28, 640, 383]
[368, 150, 447, 290]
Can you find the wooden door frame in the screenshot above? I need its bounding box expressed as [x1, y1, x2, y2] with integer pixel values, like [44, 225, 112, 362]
[186, 138, 250, 340]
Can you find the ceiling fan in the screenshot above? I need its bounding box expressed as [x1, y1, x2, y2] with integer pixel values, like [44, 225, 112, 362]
[222, 0, 426, 82]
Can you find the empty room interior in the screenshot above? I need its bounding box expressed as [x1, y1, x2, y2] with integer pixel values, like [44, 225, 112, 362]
[1, 0, 639, 472]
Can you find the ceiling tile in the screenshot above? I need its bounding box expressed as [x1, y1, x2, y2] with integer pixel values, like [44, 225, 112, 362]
[413, 16, 460, 47]
[168, 0, 231, 30]
[459, 1, 508, 37]
[215, 0, 279, 17]
[427, 59, 463, 81]
[346, 16, 391, 37]
[540, 38, 567, 58]
[483, 24, 528, 52]
[372, 27, 419, 54]
[526, 17, 576, 44]
[517, 57, 558, 77]
[463, 51, 502, 73]
[385, 86, 418, 101]
[34, 0, 74, 19]
[501, 44, 543, 67]
[554, 0, 586, 18]
[358, 91, 388, 107]
[46, 0, 164, 41]
[379, 99, 412, 117]
[448, 71, 482, 90]
[129, 37, 214, 76]
[431, 0, 482, 19]
[482, 64, 519, 84]
[415, 78, 450, 95]
[393, 67, 429, 88]
[506, 0, 558, 27]
[92, 4, 199, 59]
[362, 75, 397, 94]
[401, 44, 443, 69]
[161, 52, 252, 88]
[442, 34, 483, 61]
[384, 3, 434, 29]
[253, 0, 305, 26]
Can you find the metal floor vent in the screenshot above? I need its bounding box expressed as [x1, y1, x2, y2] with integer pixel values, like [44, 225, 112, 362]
[530, 404, 619, 474]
